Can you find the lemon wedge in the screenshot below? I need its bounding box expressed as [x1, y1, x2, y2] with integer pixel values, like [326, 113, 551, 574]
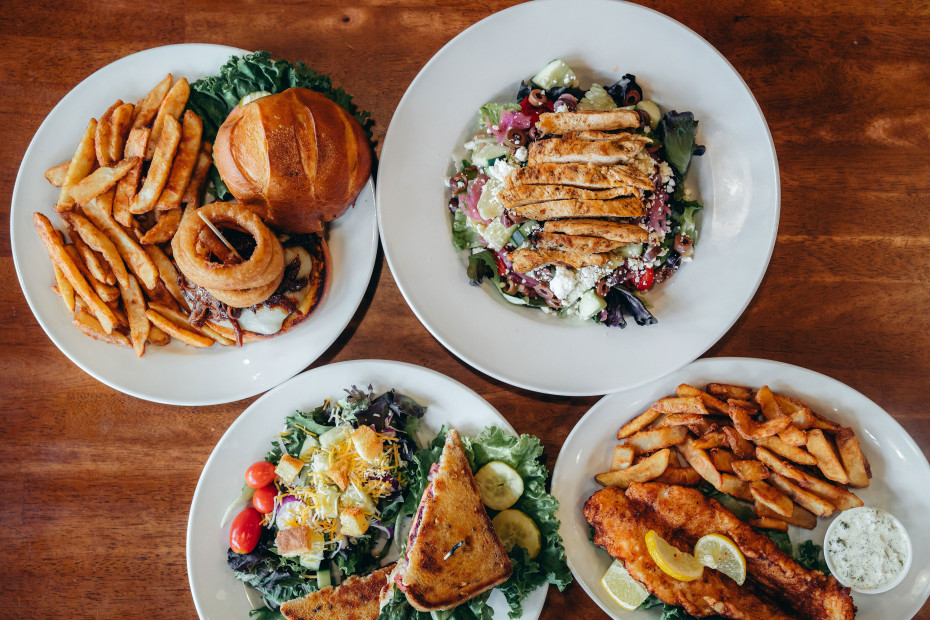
[601, 560, 650, 610]
[695, 533, 746, 585]
[645, 530, 704, 581]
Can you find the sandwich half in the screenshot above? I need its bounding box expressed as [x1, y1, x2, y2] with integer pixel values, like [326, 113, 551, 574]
[391, 429, 513, 611]
[280, 563, 394, 620]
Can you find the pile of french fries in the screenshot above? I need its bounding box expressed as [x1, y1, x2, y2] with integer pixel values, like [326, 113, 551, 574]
[36, 74, 228, 356]
[596, 383, 872, 531]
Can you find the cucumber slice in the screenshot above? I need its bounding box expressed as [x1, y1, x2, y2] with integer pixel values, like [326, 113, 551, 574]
[637, 100, 661, 129]
[576, 288, 607, 320]
[619, 243, 644, 258]
[220, 482, 255, 528]
[491, 509, 541, 559]
[319, 426, 349, 450]
[473, 144, 510, 168]
[298, 434, 320, 460]
[238, 90, 272, 107]
[531, 59, 579, 90]
[475, 461, 524, 510]
[577, 84, 618, 112]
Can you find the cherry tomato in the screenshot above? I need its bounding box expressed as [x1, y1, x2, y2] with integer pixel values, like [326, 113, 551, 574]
[229, 507, 262, 554]
[245, 461, 276, 489]
[252, 484, 277, 514]
[630, 266, 655, 291]
[494, 252, 508, 276]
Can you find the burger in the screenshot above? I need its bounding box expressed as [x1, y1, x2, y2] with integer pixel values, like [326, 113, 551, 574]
[171, 87, 372, 344]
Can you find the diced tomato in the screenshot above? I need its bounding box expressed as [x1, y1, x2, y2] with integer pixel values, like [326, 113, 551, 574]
[494, 252, 508, 277]
[245, 461, 276, 489]
[229, 507, 262, 554]
[630, 266, 655, 291]
[252, 484, 277, 514]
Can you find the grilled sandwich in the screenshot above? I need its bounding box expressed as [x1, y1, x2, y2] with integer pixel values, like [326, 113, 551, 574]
[280, 563, 395, 620]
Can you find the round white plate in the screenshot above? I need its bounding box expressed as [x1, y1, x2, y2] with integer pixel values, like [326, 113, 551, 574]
[552, 357, 930, 619]
[186, 359, 547, 619]
[377, 0, 778, 396]
[10, 44, 379, 405]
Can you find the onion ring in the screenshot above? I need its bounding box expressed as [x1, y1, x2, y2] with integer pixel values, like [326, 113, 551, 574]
[172, 201, 283, 290]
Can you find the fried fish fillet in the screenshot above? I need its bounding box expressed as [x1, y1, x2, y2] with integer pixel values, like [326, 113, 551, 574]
[509, 248, 611, 273]
[527, 136, 647, 166]
[535, 232, 624, 254]
[536, 109, 641, 134]
[625, 482, 856, 620]
[507, 162, 653, 191]
[280, 563, 395, 620]
[543, 219, 647, 243]
[584, 486, 796, 619]
[510, 197, 644, 220]
[498, 184, 639, 209]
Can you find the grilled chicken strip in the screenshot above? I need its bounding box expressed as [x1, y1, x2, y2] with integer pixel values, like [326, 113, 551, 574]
[537, 109, 641, 134]
[510, 197, 644, 221]
[527, 136, 648, 166]
[507, 163, 653, 192]
[565, 130, 653, 143]
[498, 184, 639, 209]
[584, 486, 796, 619]
[625, 482, 857, 620]
[543, 219, 647, 243]
[509, 248, 610, 273]
[535, 232, 624, 254]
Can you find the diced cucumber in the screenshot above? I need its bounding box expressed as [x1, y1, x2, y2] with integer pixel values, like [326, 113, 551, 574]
[577, 84, 618, 112]
[637, 100, 661, 129]
[298, 530, 326, 570]
[476, 179, 503, 220]
[576, 288, 607, 320]
[309, 451, 329, 474]
[319, 426, 348, 450]
[317, 484, 340, 520]
[619, 243, 644, 258]
[509, 220, 538, 247]
[342, 483, 376, 513]
[473, 144, 510, 169]
[531, 59, 579, 89]
[317, 569, 332, 589]
[298, 435, 320, 460]
[475, 220, 518, 251]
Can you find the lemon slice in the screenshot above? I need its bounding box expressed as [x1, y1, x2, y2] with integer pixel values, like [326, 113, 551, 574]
[238, 91, 272, 107]
[475, 461, 524, 511]
[601, 560, 650, 610]
[644, 530, 704, 581]
[695, 533, 746, 585]
[492, 509, 541, 559]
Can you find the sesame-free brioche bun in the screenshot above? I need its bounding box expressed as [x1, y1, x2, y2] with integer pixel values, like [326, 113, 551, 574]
[213, 87, 371, 234]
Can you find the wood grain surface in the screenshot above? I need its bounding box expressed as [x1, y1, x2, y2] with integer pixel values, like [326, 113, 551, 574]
[1, 0, 928, 618]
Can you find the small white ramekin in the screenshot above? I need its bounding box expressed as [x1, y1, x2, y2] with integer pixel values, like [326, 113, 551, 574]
[824, 506, 912, 594]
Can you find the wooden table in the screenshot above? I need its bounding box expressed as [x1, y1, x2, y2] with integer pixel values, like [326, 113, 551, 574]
[1, 0, 927, 617]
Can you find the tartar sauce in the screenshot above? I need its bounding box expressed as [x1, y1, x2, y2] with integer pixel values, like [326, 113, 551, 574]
[825, 507, 911, 592]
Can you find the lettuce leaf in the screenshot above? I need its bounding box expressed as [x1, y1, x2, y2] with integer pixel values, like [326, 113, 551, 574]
[377, 586, 493, 620]
[478, 102, 520, 128]
[453, 209, 483, 251]
[657, 110, 704, 176]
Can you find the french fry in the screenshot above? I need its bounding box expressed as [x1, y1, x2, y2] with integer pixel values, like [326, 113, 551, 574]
[68, 157, 138, 206]
[678, 436, 723, 491]
[729, 402, 792, 440]
[52, 264, 76, 313]
[692, 431, 727, 451]
[754, 385, 784, 420]
[131, 115, 180, 213]
[722, 426, 755, 459]
[81, 194, 159, 290]
[595, 449, 670, 488]
[749, 517, 788, 532]
[707, 383, 753, 401]
[57, 118, 98, 211]
[95, 99, 123, 166]
[75, 294, 126, 328]
[145, 309, 213, 348]
[131, 74, 172, 129]
[653, 396, 708, 415]
[622, 426, 688, 453]
[154, 110, 203, 211]
[65, 213, 129, 288]
[755, 446, 808, 484]
[793, 471, 863, 511]
[710, 449, 735, 472]
[107, 102, 134, 164]
[654, 467, 702, 486]
[755, 501, 817, 530]
[835, 428, 871, 488]
[147, 324, 171, 346]
[118, 274, 149, 357]
[749, 480, 793, 517]
[768, 473, 836, 518]
[777, 425, 808, 447]
[139, 207, 182, 244]
[754, 435, 818, 466]
[610, 445, 635, 471]
[64, 244, 119, 303]
[653, 413, 704, 428]
[144, 244, 188, 310]
[617, 408, 661, 439]
[145, 77, 189, 159]
[70, 230, 115, 285]
[145, 302, 233, 346]
[181, 146, 212, 207]
[719, 473, 753, 501]
[809, 412, 843, 433]
[143, 280, 181, 310]
[73, 308, 130, 347]
[731, 459, 769, 482]
[113, 127, 149, 226]
[806, 429, 849, 484]
[677, 383, 728, 413]
[35, 213, 117, 333]
[773, 393, 817, 429]
[45, 161, 70, 187]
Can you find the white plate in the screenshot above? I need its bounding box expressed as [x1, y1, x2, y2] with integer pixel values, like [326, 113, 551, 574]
[10, 44, 379, 406]
[551, 357, 930, 619]
[377, 0, 778, 396]
[186, 359, 547, 619]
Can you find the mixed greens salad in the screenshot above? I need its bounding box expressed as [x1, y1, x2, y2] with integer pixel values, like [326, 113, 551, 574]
[448, 60, 705, 328]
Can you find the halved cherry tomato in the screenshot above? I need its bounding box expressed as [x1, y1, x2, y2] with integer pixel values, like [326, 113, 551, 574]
[245, 461, 276, 489]
[229, 507, 262, 554]
[252, 484, 277, 514]
[494, 252, 508, 276]
[630, 266, 655, 291]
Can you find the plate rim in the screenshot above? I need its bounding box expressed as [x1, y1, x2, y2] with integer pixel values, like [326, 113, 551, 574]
[10, 43, 380, 406]
[376, 0, 780, 396]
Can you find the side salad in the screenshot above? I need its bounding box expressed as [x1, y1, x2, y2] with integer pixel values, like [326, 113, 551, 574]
[448, 59, 705, 328]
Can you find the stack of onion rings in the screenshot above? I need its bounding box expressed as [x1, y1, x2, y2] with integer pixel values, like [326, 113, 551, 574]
[172, 202, 284, 308]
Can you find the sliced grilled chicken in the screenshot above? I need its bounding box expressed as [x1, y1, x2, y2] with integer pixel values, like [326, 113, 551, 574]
[507, 163, 653, 191]
[543, 219, 648, 243]
[564, 130, 652, 143]
[528, 137, 647, 166]
[511, 197, 644, 220]
[498, 184, 638, 209]
[535, 232, 625, 254]
[536, 109, 640, 134]
[509, 248, 611, 273]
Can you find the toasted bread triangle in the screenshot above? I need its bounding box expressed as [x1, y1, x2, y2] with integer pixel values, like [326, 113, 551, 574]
[400, 429, 513, 611]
